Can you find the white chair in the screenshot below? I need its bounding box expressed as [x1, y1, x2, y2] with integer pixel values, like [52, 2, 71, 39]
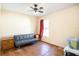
[64, 46, 79, 56]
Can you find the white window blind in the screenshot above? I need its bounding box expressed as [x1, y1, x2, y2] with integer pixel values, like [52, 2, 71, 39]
[43, 20, 49, 37]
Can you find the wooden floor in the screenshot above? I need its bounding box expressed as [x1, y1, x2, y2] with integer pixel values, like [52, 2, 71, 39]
[0, 41, 64, 56]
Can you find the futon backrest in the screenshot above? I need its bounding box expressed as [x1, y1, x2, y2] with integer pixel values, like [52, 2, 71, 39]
[14, 33, 34, 41]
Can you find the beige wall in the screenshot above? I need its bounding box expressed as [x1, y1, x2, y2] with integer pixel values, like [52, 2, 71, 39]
[0, 4, 1, 48]
[0, 10, 38, 37]
[39, 5, 79, 48]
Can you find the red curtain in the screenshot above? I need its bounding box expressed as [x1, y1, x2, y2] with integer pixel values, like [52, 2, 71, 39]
[40, 19, 44, 40]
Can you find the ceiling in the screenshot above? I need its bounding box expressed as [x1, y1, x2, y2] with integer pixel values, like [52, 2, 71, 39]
[0, 3, 78, 16]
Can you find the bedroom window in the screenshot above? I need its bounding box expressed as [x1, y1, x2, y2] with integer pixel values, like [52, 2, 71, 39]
[43, 20, 49, 37]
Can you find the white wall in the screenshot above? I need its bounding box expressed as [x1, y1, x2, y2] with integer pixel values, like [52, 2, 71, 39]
[0, 4, 1, 48]
[39, 5, 79, 48]
[0, 10, 37, 37]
